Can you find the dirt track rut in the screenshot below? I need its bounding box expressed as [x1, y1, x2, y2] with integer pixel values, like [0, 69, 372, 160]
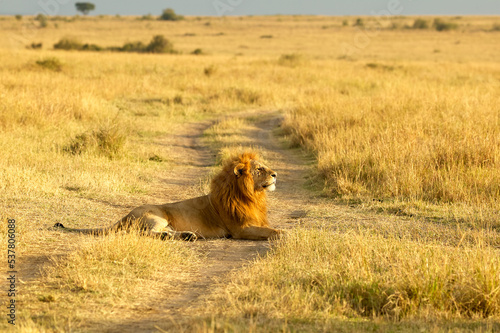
[97, 111, 318, 332]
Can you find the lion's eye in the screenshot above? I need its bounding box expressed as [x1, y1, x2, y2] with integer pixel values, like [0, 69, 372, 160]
[257, 167, 264, 172]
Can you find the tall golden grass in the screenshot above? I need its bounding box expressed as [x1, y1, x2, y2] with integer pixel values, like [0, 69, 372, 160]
[283, 62, 500, 221]
[0, 14, 499, 331]
[211, 228, 500, 320]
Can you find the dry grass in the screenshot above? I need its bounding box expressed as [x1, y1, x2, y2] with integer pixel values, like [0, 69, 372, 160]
[282, 60, 500, 226]
[213, 229, 500, 319]
[17, 232, 199, 331]
[0, 14, 499, 331]
[201, 228, 500, 331]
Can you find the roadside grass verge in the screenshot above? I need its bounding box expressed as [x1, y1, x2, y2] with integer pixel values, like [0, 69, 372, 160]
[17, 231, 200, 331]
[200, 228, 500, 331]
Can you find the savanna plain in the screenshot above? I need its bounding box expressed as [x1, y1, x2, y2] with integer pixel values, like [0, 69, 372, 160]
[0, 14, 500, 332]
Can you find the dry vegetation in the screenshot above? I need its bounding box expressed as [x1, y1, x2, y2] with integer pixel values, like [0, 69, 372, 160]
[0, 14, 499, 332]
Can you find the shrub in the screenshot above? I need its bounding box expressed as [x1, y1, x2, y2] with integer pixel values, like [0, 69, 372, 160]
[35, 14, 48, 28]
[15, 14, 22, 21]
[54, 37, 83, 50]
[354, 18, 364, 27]
[260, 35, 273, 39]
[81, 43, 102, 51]
[173, 95, 183, 105]
[140, 14, 154, 21]
[278, 53, 304, 67]
[192, 48, 204, 55]
[412, 18, 429, 29]
[64, 127, 126, 158]
[492, 23, 500, 32]
[36, 57, 63, 72]
[28, 42, 43, 49]
[118, 41, 146, 53]
[53, 35, 175, 54]
[144, 35, 175, 54]
[204, 65, 217, 77]
[149, 154, 164, 162]
[433, 18, 458, 31]
[159, 8, 184, 21]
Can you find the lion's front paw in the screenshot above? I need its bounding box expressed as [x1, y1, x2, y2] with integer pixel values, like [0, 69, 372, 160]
[270, 229, 285, 240]
[180, 232, 198, 242]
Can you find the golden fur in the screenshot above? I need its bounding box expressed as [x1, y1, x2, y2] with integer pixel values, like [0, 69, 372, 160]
[54, 152, 281, 241]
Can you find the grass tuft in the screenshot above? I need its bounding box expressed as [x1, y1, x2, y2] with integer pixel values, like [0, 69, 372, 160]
[35, 57, 63, 72]
[204, 65, 217, 77]
[278, 53, 304, 67]
[64, 126, 126, 158]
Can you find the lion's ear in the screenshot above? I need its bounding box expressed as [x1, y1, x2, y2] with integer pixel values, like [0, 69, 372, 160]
[234, 163, 245, 177]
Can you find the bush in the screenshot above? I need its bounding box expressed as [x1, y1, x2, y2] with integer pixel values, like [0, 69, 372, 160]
[53, 35, 175, 54]
[354, 18, 364, 27]
[15, 15, 22, 21]
[144, 35, 175, 54]
[204, 65, 217, 77]
[54, 37, 83, 50]
[81, 43, 103, 51]
[412, 18, 429, 29]
[64, 127, 126, 158]
[35, 14, 48, 28]
[159, 8, 184, 21]
[192, 48, 204, 55]
[28, 42, 43, 49]
[278, 53, 304, 67]
[118, 41, 146, 53]
[433, 18, 458, 31]
[492, 23, 500, 32]
[35, 57, 63, 72]
[140, 14, 154, 21]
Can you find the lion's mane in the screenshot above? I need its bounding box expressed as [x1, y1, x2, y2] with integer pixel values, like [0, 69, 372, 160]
[210, 152, 268, 228]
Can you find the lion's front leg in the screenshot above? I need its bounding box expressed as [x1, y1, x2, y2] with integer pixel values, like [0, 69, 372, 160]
[230, 226, 282, 240]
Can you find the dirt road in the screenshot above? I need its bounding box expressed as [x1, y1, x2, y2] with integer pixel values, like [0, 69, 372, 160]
[16, 110, 350, 332]
[82, 111, 319, 332]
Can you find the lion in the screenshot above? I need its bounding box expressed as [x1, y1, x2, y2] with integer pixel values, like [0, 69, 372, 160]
[54, 151, 281, 241]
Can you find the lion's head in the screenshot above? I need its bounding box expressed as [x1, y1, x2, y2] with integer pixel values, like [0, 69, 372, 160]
[210, 151, 277, 227]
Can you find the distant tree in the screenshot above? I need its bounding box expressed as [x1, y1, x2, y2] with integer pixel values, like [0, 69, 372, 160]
[159, 8, 184, 21]
[35, 14, 48, 28]
[353, 18, 364, 27]
[75, 2, 95, 15]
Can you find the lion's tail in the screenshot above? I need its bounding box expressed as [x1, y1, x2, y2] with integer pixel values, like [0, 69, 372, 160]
[53, 222, 118, 235]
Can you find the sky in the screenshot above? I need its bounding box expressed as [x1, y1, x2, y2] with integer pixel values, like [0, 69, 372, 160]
[0, 0, 499, 16]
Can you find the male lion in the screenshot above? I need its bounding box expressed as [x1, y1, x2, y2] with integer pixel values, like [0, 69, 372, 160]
[54, 152, 281, 241]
